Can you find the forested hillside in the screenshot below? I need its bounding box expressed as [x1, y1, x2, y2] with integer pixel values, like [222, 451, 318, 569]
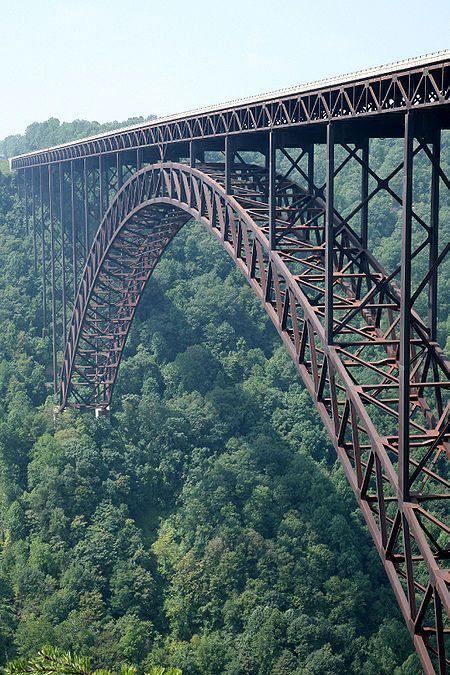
[1, 121, 447, 674]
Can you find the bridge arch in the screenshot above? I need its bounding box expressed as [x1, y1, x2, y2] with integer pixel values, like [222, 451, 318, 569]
[60, 161, 308, 411]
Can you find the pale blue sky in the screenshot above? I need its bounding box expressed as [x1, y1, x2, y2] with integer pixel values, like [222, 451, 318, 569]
[1, 0, 448, 139]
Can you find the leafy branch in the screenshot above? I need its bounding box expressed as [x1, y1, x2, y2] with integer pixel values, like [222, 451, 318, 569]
[3, 648, 181, 675]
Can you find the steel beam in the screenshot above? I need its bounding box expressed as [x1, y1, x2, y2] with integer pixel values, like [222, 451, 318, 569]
[360, 138, 369, 249]
[398, 111, 414, 502]
[225, 136, 232, 195]
[189, 141, 196, 168]
[59, 163, 67, 339]
[39, 166, 47, 331]
[83, 159, 89, 255]
[99, 155, 105, 220]
[136, 147, 143, 171]
[117, 153, 122, 189]
[268, 130, 276, 249]
[307, 142, 314, 195]
[17, 169, 22, 200]
[32, 168, 37, 273]
[70, 161, 77, 302]
[24, 169, 29, 234]
[325, 122, 335, 345]
[48, 166, 57, 394]
[429, 129, 440, 342]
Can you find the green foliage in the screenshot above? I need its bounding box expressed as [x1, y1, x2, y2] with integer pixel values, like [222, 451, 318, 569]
[5, 646, 98, 675]
[4, 646, 181, 675]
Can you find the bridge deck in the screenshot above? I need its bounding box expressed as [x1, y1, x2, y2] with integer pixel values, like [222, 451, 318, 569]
[10, 50, 450, 169]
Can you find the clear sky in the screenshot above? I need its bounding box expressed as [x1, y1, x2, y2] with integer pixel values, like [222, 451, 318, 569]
[1, 0, 448, 139]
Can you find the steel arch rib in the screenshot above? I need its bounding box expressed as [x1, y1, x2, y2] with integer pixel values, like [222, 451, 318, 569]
[60, 161, 449, 674]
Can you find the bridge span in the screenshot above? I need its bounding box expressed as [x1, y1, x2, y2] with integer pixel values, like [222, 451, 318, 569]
[11, 52, 450, 673]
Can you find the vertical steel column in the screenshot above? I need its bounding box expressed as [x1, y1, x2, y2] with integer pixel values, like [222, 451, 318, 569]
[83, 159, 89, 254]
[59, 163, 67, 339]
[189, 141, 196, 168]
[99, 155, 104, 222]
[105, 161, 111, 208]
[268, 130, 276, 250]
[48, 166, 58, 394]
[189, 141, 204, 168]
[325, 123, 335, 345]
[223, 137, 232, 244]
[306, 143, 315, 244]
[225, 136, 232, 194]
[189, 141, 197, 169]
[136, 148, 143, 171]
[17, 170, 22, 200]
[117, 153, 122, 189]
[70, 161, 78, 302]
[360, 138, 369, 249]
[307, 143, 314, 195]
[24, 169, 29, 234]
[398, 111, 414, 502]
[429, 128, 440, 342]
[32, 168, 38, 273]
[39, 166, 47, 331]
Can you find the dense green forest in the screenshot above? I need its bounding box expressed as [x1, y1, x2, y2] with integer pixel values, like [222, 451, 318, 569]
[0, 119, 447, 674]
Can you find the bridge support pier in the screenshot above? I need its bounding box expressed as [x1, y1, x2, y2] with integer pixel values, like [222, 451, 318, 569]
[325, 122, 335, 346]
[360, 137, 369, 250]
[189, 140, 204, 167]
[58, 164, 67, 338]
[39, 165, 48, 334]
[32, 168, 38, 273]
[398, 110, 414, 503]
[428, 126, 441, 343]
[48, 166, 58, 395]
[116, 153, 122, 189]
[268, 130, 276, 250]
[225, 135, 232, 195]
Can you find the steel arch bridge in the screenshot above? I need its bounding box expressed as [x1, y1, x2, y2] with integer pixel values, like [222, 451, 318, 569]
[11, 52, 450, 673]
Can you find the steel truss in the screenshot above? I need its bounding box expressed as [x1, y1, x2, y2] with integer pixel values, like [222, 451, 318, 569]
[10, 52, 449, 170]
[12, 53, 450, 673]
